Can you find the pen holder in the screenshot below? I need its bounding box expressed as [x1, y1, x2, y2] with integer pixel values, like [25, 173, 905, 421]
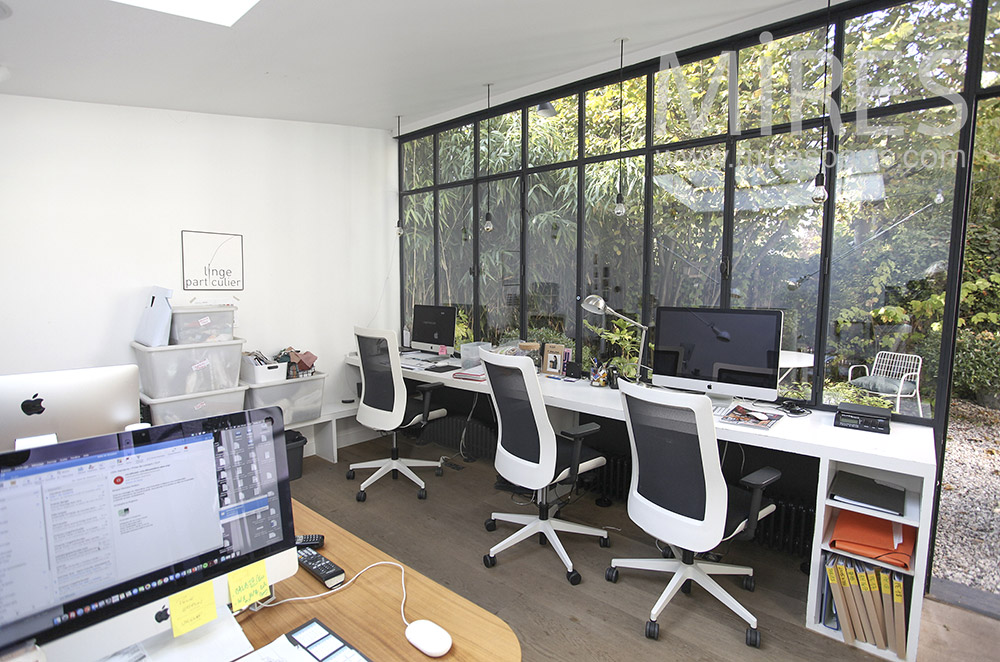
[590, 365, 607, 387]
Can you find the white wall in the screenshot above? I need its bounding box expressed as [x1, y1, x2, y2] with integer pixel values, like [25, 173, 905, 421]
[0, 94, 396, 447]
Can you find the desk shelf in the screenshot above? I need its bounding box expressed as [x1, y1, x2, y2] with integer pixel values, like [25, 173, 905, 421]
[806, 457, 933, 662]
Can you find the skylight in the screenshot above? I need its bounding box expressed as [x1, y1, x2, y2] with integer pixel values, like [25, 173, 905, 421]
[109, 1, 261, 27]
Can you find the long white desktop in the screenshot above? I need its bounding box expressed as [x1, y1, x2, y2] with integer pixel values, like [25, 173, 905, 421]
[345, 353, 935, 661]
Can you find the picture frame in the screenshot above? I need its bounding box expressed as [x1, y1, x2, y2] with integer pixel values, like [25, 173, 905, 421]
[541, 343, 565, 375]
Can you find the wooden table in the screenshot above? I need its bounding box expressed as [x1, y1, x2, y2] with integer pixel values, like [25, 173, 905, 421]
[238, 501, 521, 661]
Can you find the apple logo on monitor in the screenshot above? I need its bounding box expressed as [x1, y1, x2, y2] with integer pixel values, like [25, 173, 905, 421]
[21, 393, 45, 416]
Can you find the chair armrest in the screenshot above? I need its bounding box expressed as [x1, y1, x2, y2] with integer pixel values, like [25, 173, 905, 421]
[557, 423, 601, 487]
[901, 372, 920, 390]
[848, 364, 868, 381]
[736, 466, 781, 541]
[739, 466, 781, 490]
[415, 382, 444, 425]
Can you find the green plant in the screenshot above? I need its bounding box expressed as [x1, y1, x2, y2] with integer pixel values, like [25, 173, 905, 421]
[952, 329, 1000, 403]
[782, 380, 893, 408]
[583, 318, 640, 378]
[455, 307, 474, 347]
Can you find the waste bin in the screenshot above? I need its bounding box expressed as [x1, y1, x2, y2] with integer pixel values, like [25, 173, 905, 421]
[286, 429, 307, 480]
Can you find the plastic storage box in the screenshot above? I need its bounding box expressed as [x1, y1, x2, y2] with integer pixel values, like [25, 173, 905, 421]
[169, 305, 236, 344]
[240, 355, 287, 384]
[139, 385, 248, 425]
[243, 372, 325, 425]
[131, 338, 245, 399]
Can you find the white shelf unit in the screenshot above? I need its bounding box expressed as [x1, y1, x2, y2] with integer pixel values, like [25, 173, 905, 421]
[806, 459, 935, 662]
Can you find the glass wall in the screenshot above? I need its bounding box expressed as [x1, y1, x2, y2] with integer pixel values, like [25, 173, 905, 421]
[399, 0, 989, 422]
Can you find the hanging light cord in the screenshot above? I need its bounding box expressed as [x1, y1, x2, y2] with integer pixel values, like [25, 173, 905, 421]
[819, 1, 831, 176]
[618, 38, 624, 195]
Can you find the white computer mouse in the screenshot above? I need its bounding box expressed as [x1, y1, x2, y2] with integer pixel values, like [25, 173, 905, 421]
[404, 619, 453, 657]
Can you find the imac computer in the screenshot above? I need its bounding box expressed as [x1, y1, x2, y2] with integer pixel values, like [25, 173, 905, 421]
[410, 305, 457, 356]
[651, 307, 783, 406]
[0, 406, 298, 662]
[0, 365, 141, 452]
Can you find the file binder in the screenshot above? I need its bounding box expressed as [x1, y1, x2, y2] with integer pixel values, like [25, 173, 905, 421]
[879, 568, 896, 654]
[829, 471, 906, 516]
[893, 572, 907, 658]
[859, 563, 887, 649]
[845, 560, 876, 645]
[836, 558, 867, 644]
[824, 555, 855, 644]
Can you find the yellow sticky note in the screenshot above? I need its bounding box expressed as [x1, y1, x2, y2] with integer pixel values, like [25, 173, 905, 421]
[228, 559, 270, 611]
[169, 580, 217, 638]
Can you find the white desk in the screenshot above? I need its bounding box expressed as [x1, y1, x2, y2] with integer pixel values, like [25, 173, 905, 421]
[345, 354, 935, 661]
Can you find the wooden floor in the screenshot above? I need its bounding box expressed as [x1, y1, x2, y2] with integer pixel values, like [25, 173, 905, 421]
[290, 438, 996, 662]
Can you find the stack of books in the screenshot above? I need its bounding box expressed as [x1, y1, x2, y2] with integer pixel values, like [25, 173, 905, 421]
[822, 552, 907, 658]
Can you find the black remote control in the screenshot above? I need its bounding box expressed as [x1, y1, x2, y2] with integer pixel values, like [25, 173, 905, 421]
[297, 547, 345, 588]
[295, 534, 325, 549]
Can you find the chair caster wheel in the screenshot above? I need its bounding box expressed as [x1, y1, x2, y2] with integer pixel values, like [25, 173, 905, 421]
[605, 567, 619, 583]
[746, 627, 761, 648]
[599, 535, 610, 548]
[356, 490, 366, 502]
[417, 488, 427, 499]
[681, 579, 692, 594]
[483, 554, 497, 568]
[539, 534, 547, 545]
[346, 470, 355, 480]
[645, 620, 659, 640]
[435, 467, 443, 476]
[484, 519, 497, 532]
[392, 469, 399, 480]
[743, 576, 756, 592]
[661, 547, 674, 559]
[566, 570, 581, 585]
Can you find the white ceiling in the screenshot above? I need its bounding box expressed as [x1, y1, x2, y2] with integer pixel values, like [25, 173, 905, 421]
[0, 0, 831, 134]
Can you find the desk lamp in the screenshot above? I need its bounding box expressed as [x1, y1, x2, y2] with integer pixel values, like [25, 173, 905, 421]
[581, 294, 650, 380]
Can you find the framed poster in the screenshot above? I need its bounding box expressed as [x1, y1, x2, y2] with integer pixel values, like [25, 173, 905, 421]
[182, 230, 244, 291]
[541, 343, 565, 375]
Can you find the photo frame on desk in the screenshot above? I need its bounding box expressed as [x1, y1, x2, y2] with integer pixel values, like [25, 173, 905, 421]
[541, 344, 565, 375]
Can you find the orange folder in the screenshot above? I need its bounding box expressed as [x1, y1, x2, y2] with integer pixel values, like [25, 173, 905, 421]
[829, 510, 916, 571]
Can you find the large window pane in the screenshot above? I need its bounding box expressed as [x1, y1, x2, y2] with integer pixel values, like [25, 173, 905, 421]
[650, 146, 725, 308]
[527, 167, 578, 348]
[479, 110, 522, 176]
[402, 136, 433, 191]
[734, 130, 825, 400]
[582, 156, 645, 364]
[585, 76, 646, 157]
[825, 107, 960, 418]
[479, 177, 521, 343]
[983, 0, 1000, 88]
[528, 93, 579, 167]
[401, 192, 435, 332]
[439, 124, 474, 184]
[438, 186, 474, 319]
[655, 54, 729, 144]
[842, 0, 969, 112]
[738, 27, 828, 133]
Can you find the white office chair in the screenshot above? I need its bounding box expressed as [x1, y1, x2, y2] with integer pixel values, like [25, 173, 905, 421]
[347, 327, 446, 501]
[480, 351, 609, 584]
[607, 381, 780, 647]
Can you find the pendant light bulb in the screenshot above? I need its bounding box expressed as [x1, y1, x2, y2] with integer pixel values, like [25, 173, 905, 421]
[614, 192, 626, 217]
[396, 222, 404, 237]
[811, 172, 829, 204]
[934, 189, 945, 205]
[483, 211, 494, 232]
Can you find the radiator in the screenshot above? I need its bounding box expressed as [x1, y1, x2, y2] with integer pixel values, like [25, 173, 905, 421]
[754, 495, 814, 557]
[415, 415, 498, 460]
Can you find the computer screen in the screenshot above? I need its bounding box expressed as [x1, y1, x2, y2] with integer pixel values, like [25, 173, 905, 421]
[651, 307, 783, 403]
[0, 406, 297, 661]
[0, 365, 140, 452]
[410, 305, 457, 354]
